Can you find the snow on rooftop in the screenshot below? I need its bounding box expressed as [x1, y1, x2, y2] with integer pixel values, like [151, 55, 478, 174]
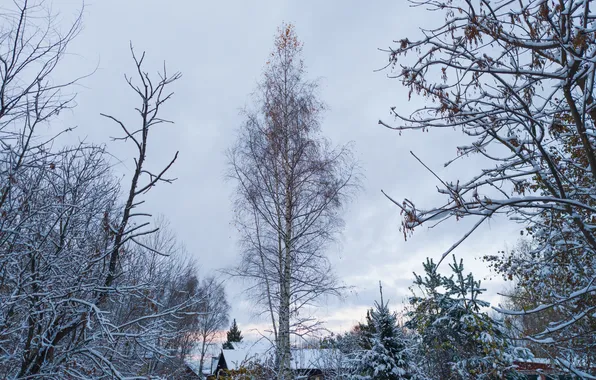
[290, 348, 339, 370]
[221, 340, 274, 370]
[220, 340, 345, 371]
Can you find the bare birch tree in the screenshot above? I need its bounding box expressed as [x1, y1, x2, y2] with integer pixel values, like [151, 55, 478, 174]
[116, 217, 207, 378]
[228, 24, 358, 379]
[381, 0, 596, 375]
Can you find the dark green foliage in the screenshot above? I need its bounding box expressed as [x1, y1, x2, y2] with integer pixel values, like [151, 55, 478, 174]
[407, 256, 529, 379]
[353, 287, 414, 379]
[223, 319, 243, 349]
[355, 309, 375, 350]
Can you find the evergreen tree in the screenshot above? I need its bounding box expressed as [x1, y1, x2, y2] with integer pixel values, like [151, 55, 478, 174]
[223, 319, 243, 349]
[353, 284, 414, 380]
[407, 256, 530, 379]
[355, 309, 375, 350]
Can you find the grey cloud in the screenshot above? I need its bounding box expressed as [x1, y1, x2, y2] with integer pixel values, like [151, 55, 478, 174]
[49, 0, 517, 334]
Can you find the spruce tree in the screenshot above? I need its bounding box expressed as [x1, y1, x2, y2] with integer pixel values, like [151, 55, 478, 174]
[407, 256, 530, 379]
[223, 319, 243, 349]
[353, 284, 414, 380]
[356, 309, 374, 350]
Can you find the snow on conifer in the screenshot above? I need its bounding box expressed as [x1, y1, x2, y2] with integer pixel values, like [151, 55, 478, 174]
[407, 257, 531, 379]
[352, 283, 416, 380]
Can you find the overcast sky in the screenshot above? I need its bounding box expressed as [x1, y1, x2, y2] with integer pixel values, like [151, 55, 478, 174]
[49, 0, 521, 338]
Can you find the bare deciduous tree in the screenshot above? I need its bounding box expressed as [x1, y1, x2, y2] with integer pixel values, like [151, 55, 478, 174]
[99, 44, 180, 298]
[118, 217, 205, 378]
[0, 1, 208, 377]
[195, 277, 230, 377]
[381, 0, 596, 374]
[228, 24, 359, 379]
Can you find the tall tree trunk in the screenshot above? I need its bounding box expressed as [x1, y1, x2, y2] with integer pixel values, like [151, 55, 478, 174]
[198, 337, 206, 378]
[228, 23, 356, 380]
[277, 114, 292, 378]
[277, 188, 293, 379]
